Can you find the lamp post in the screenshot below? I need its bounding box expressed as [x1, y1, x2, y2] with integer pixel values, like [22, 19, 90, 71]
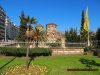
[5, 17, 7, 42]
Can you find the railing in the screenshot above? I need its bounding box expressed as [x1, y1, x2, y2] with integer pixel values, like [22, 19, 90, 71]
[0, 42, 87, 48]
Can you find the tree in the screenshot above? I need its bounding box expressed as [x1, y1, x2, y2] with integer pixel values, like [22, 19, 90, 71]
[80, 10, 87, 42]
[65, 30, 69, 42]
[96, 28, 100, 48]
[25, 16, 38, 67]
[65, 28, 79, 42]
[16, 12, 38, 42]
[81, 10, 85, 31]
[25, 16, 38, 41]
[16, 11, 27, 42]
[25, 15, 38, 60]
[80, 8, 90, 45]
[33, 27, 47, 47]
[26, 15, 37, 29]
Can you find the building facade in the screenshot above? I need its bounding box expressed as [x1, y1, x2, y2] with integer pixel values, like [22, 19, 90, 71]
[36, 24, 44, 31]
[46, 23, 65, 47]
[0, 6, 18, 41]
[46, 23, 57, 43]
[6, 16, 18, 41]
[0, 6, 6, 40]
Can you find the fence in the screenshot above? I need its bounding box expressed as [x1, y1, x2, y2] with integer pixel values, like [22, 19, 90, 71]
[0, 42, 87, 48]
[0, 41, 99, 55]
[0, 42, 88, 55]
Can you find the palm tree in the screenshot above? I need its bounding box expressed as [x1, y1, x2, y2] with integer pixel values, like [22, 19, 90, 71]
[25, 16, 37, 55]
[25, 16, 38, 69]
[26, 16, 37, 29]
[33, 27, 47, 48]
[26, 16, 38, 41]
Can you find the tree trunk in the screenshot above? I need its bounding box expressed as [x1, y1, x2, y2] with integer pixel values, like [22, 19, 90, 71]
[26, 46, 29, 58]
[26, 40, 30, 70]
[35, 40, 38, 48]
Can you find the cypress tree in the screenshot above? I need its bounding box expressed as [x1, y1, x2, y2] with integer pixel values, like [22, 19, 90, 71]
[81, 10, 85, 31]
[16, 11, 27, 42]
[80, 10, 84, 42]
[80, 10, 87, 42]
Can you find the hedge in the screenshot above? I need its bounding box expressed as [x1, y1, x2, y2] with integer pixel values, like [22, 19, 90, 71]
[97, 49, 100, 58]
[93, 49, 100, 58]
[0, 47, 52, 57]
[84, 46, 93, 52]
[46, 43, 61, 47]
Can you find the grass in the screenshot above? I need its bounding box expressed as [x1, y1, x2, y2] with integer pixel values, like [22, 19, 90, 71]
[0, 54, 100, 75]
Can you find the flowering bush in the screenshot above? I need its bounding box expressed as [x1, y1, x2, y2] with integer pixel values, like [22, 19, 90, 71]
[1, 64, 48, 75]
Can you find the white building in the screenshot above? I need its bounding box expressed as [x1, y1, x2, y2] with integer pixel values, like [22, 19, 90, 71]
[6, 16, 18, 41]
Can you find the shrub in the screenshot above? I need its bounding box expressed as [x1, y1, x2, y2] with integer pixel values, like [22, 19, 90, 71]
[97, 49, 100, 58]
[79, 58, 100, 68]
[84, 46, 93, 52]
[93, 49, 100, 57]
[93, 50, 98, 56]
[96, 28, 100, 48]
[79, 58, 96, 68]
[0, 47, 52, 57]
[47, 43, 61, 48]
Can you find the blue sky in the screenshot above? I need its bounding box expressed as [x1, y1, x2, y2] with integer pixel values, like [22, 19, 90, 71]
[0, 0, 100, 32]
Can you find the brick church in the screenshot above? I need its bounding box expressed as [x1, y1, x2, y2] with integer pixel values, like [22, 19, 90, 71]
[36, 23, 65, 48]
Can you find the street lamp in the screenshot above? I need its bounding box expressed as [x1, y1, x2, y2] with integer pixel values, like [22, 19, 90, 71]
[5, 17, 7, 42]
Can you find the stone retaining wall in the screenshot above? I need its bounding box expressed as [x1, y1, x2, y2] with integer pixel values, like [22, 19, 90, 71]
[52, 48, 84, 55]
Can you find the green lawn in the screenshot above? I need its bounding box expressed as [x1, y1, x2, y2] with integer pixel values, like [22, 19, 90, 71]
[0, 54, 100, 75]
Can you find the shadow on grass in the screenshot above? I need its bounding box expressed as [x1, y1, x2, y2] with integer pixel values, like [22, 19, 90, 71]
[27, 56, 36, 69]
[79, 58, 100, 68]
[0, 57, 16, 70]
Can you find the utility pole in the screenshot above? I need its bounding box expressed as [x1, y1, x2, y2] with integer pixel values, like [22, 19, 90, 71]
[5, 17, 7, 42]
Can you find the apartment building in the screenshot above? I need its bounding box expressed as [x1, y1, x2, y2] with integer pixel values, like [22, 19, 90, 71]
[0, 6, 6, 40]
[6, 16, 18, 41]
[0, 6, 18, 41]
